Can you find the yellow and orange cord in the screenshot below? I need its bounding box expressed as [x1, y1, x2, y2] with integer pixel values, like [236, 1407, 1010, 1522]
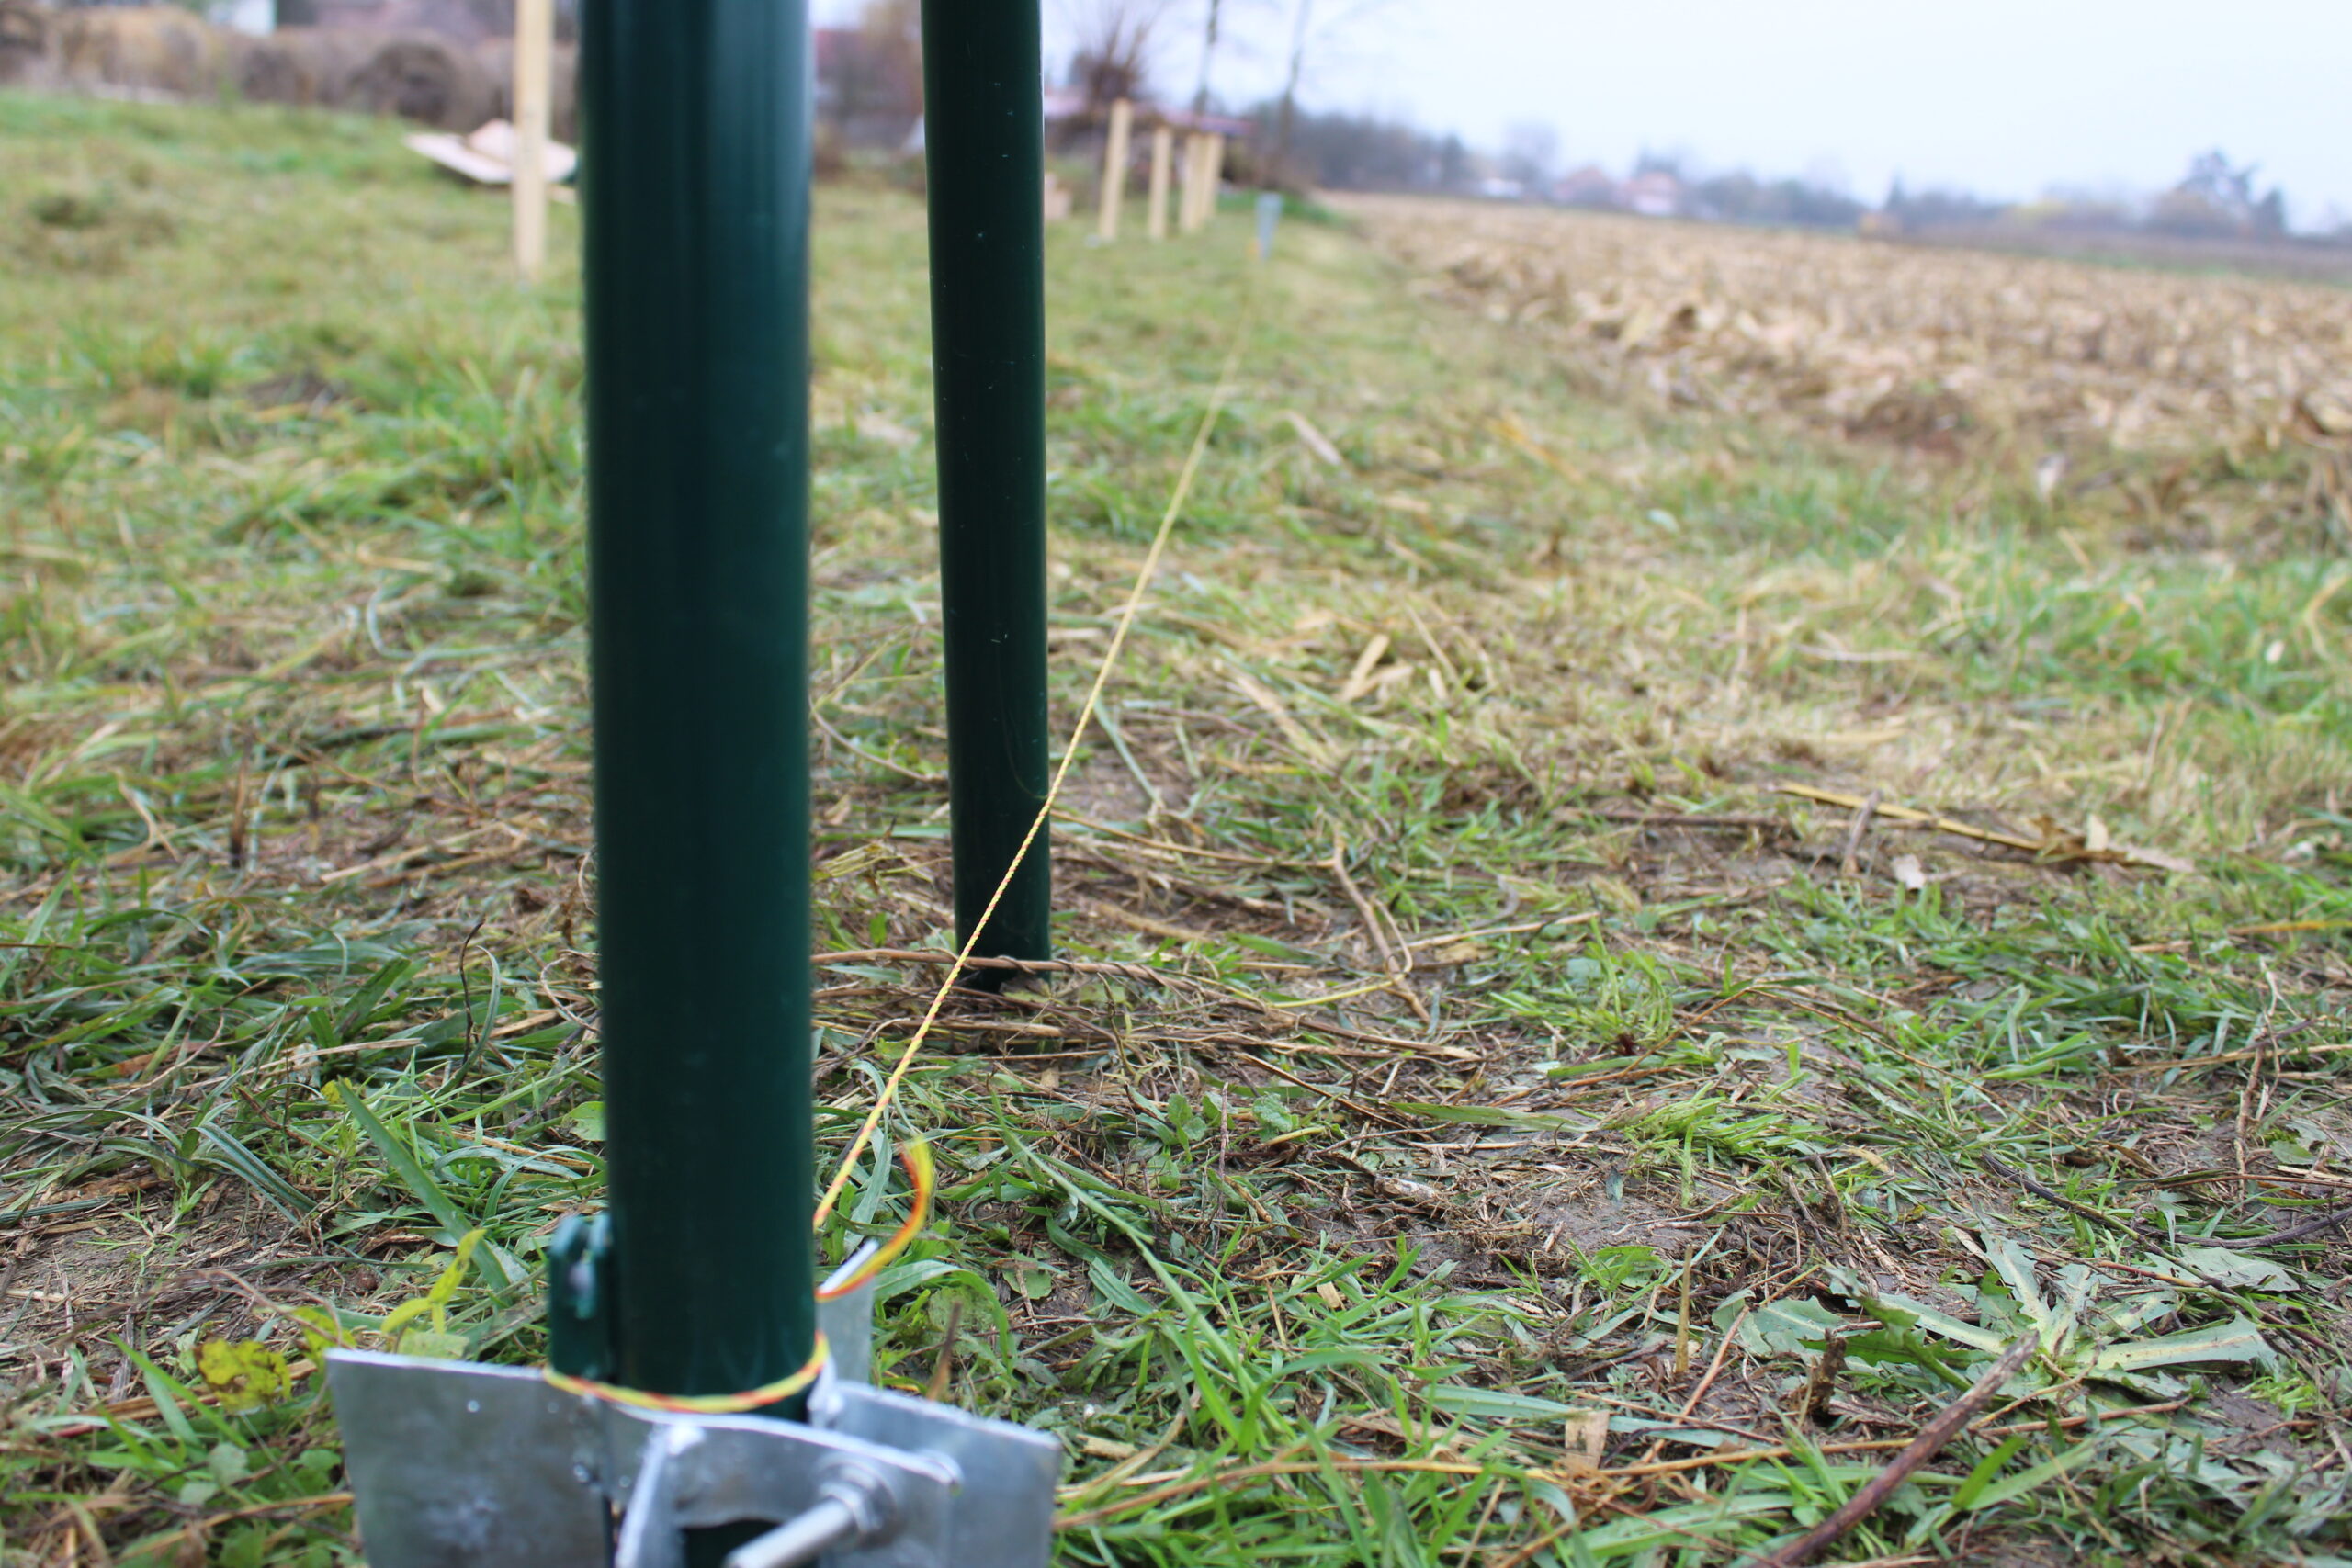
[543, 1335, 831, 1414]
[543, 1142, 933, 1411]
[817, 1140, 934, 1301]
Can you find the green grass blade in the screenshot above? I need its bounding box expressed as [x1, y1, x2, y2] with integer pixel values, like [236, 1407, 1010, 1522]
[333, 1084, 511, 1291]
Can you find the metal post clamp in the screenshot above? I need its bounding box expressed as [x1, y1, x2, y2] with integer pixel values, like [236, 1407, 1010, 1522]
[325, 1280, 1061, 1568]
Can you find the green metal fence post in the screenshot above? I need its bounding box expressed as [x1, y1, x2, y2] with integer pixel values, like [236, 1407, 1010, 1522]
[327, 2, 1069, 1556]
[578, 0, 815, 1428]
[922, 0, 1054, 977]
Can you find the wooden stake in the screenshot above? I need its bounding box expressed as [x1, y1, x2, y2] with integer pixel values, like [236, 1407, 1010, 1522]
[1096, 97, 1132, 241]
[510, 0, 553, 281]
[1181, 134, 1205, 231]
[1190, 131, 1224, 231]
[1146, 122, 1172, 241]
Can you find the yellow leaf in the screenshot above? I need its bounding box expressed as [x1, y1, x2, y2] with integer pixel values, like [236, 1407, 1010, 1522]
[424, 1230, 485, 1320]
[197, 1339, 290, 1412]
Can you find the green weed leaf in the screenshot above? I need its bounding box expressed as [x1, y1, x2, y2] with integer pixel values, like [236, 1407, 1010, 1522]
[2092, 1318, 2272, 1372]
[1738, 1297, 1847, 1357]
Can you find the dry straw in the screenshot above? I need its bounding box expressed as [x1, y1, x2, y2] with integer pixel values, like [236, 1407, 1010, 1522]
[1338, 196, 2352, 465]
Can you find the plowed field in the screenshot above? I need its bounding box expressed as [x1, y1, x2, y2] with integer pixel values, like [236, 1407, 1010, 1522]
[1340, 195, 2352, 529]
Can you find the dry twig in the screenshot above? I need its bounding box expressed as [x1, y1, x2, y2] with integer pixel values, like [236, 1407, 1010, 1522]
[1743, 1333, 2040, 1568]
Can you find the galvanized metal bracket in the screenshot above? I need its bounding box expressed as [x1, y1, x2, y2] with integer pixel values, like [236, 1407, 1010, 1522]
[326, 1276, 1059, 1568]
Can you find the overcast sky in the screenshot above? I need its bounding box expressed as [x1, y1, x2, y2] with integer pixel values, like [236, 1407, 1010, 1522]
[821, 1, 2351, 229]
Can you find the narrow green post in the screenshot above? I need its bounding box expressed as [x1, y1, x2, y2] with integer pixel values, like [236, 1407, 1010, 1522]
[922, 0, 1053, 975]
[578, 0, 815, 1427]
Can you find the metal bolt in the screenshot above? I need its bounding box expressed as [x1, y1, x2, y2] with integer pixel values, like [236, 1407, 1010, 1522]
[722, 1460, 899, 1568]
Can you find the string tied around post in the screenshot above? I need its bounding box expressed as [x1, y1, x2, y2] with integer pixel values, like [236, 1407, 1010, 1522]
[543, 1142, 934, 1411]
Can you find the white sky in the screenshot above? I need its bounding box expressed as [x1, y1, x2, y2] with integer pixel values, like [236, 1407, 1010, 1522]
[820, 1, 2352, 229]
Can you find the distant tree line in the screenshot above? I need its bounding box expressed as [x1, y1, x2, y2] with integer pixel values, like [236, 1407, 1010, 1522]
[1642, 154, 1864, 229]
[1250, 107, 2342, 246]
[2147, 152, 2288, 239]
[1882, 180, 2011, 231]
[1891, 153, 2323, 243]
[1248, 102, 1472, 193]
[808, 0, 2346, 248]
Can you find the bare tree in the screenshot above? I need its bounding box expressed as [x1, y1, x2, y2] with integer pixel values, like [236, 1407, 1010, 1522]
[1267, 0, 1395, 184]
[1189, 0, 1219, 114]
[1271, 0, 1309, 176]
[1192, 0, 1278, 116]
[1064, 0, 1175, 113]
[819, 0, 922, 145]
[2152, 150, 2288, 238]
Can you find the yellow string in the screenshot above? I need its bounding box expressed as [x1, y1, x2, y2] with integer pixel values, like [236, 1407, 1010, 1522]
[545, 1143, 932, 1408]
[544, 1333, 830, 1414]
[816, 1141, 934, 1298]
[814, 296, 1259, 1227]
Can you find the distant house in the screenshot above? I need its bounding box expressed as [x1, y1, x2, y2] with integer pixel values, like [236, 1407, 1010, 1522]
[1622, 169, 1682, 218]
[1553, 164, 1617, 209]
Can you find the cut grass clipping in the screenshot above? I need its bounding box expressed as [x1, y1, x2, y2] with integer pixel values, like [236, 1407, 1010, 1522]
[2, 91, 2350, 1568]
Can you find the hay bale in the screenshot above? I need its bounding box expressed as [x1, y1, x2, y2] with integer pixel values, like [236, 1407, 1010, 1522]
[56, 6, 232, 97]
[0, 0, 57, 87]
[340, 30, 493, 129]
[235, 25, 373, 107]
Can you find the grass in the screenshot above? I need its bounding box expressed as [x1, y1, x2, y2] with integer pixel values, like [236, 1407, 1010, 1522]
[1, 88, 2349, 1567]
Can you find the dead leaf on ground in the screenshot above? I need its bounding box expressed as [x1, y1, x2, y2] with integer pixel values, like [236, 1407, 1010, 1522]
[1284, 410, 1345, 468]
[1560, 1409, 1609, 1473]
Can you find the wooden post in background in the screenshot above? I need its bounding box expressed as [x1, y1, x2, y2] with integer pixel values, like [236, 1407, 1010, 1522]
[1146, 122, 1172, 240]
[1182, 131, 1223, 233]
[1096, 97, 1132, 241]
[511, 0, 552, 280]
